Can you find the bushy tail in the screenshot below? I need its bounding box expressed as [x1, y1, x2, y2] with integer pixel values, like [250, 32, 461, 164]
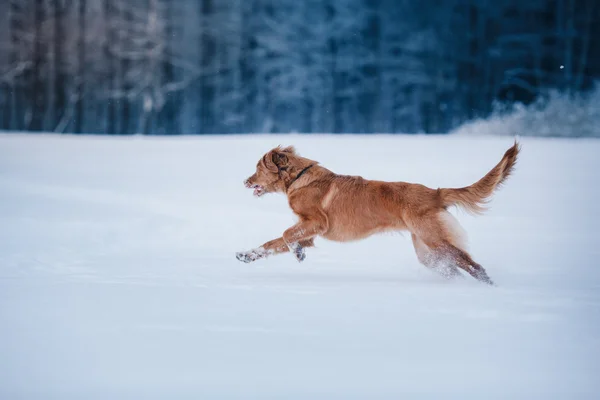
[439, 141, 520, 215]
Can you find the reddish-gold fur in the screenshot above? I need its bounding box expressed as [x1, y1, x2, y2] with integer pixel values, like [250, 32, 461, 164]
[237, 142, 520, 285]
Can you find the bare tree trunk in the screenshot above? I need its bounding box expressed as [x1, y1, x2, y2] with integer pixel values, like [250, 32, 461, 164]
[326, 2, 340, 133]
[564, 0, 574, 95]
[31, 0, 47, 131]
[0, 2, 9, 129]
[200, 0, 215, 134]
[0, 81, 8, 129]
[74, 0, 86, 133]
[239, 0, 255, 133]
[161, 0, 176, 134]
[104, 0, 116, 134]
[574, 0, 595, 92]
[119, 2, 130, 134]
[142, 0, 160, 135]
[53, 0, 67, 131]
[9, 1, 24, 130]
[3, 3, 13, 130]
[364, 0, 381, 133]
[140, 92, 152, 135]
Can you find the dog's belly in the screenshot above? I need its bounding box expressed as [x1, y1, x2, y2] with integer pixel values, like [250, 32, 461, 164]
[323, 210, 405, 242]
[323, 225, 388, 242]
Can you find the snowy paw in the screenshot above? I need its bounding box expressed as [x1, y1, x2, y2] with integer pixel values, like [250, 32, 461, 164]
[471, 266, 495, 286]
[287, 242, 306, 263]
[236, 252, 253, 263]
[235, 249, 267, 263]
[478, 274, 495, 286]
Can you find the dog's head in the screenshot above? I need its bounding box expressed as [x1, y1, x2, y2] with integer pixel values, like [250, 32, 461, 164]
[243, 146, 305, 197]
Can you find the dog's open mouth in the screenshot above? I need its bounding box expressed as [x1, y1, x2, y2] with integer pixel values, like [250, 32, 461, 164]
[244, 179, 266, 197]
[245, 183, 265, 197]
[252, 185, 265, 197]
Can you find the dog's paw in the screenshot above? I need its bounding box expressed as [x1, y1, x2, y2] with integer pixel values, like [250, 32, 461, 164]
[236, 251, 254, 263]
[288, 242, 306, 263]
[470, 265, 495, 286]
[296, 250, 306, 262]
[477, 273, 495, 286]
[236, 248, 267, 263]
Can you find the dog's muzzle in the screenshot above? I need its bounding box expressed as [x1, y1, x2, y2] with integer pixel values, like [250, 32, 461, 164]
[244, 179, 265, 197]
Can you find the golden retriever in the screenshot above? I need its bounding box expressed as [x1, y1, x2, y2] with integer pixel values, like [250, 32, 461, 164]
[236, 142, 520, 285]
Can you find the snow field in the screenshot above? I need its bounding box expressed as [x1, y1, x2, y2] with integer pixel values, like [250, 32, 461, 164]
[0, 133, 599, 399]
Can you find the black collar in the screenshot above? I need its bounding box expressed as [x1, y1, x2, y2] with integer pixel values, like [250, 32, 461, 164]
[287, 164, 315, 191]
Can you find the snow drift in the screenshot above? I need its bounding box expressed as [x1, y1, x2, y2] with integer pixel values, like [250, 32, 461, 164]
[451, 84, 600, 138]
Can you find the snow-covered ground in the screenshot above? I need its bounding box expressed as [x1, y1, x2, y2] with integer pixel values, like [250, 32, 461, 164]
[1, 133, 599, 399]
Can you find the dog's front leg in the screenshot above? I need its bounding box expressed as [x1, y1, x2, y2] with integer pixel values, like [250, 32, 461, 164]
[236, 237, 287, 263]
[283, 221, 326, 262]
[236, 237, 314, 263]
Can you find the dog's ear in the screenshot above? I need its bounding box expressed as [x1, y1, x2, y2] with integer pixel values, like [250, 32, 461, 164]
[271, 151, 289, 169]
[264, 151, 279, 173]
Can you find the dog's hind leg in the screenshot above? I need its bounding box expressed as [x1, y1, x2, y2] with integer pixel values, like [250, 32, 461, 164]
[410, 213, 494, 285]
[440, 243, 494, 285]
[236, 238, 314, 263]
[411, 234, 462, 279]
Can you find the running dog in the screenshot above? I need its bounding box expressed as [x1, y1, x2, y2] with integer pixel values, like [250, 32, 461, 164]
[236, 142, 520, 285]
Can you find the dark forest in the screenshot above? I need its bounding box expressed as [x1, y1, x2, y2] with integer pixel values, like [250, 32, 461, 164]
[1, 0, 598, 134]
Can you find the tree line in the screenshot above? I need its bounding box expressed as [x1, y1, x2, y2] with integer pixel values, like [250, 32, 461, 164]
[0, 0, 598, 135]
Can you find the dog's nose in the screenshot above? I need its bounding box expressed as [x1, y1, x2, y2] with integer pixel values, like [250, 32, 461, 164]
[244, 179, 252, 188]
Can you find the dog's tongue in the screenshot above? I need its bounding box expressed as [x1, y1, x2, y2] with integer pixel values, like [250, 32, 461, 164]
[253, 186, 264, 196]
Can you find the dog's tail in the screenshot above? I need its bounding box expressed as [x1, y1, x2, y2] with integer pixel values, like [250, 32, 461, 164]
[438, 141, 520, 215]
